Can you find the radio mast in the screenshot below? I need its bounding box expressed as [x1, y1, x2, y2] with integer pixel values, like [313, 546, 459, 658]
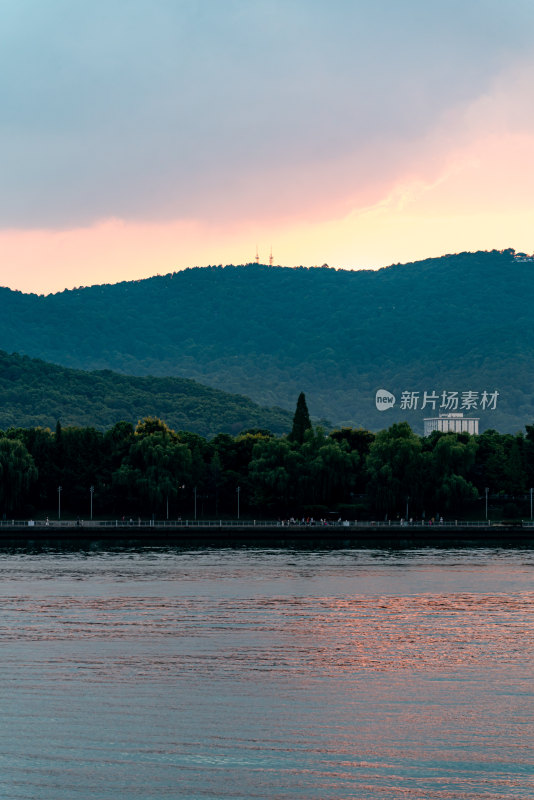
[255, 245, 259, 264]
[269, 245, 273, 266]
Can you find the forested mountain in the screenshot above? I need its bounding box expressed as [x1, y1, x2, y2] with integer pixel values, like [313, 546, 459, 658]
[1, 248, 533, 432]
[0, 351, 292, 437]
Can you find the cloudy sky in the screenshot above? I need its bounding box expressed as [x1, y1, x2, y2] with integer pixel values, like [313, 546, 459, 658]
[2, 0, 534, 293]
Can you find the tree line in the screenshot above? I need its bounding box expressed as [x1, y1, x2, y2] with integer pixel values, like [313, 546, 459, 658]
[2, 394, 534, 521]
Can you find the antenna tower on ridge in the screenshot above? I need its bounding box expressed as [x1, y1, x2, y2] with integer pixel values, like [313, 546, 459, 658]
[269, 245, 273, 266]
[255, 245, 259, 264]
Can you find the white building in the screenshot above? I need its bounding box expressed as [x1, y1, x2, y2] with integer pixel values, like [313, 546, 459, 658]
[423, 412, 479, 437]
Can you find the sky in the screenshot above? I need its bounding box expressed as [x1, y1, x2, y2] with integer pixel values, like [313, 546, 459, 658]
[2, 0, 534, 294]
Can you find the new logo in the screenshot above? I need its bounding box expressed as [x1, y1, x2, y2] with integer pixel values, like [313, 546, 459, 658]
[375, 389, 396, 411]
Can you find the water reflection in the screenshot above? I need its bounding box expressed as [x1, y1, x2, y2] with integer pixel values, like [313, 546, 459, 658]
[0, 549, 533, 799]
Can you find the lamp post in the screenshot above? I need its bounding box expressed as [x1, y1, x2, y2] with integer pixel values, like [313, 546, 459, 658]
[178, 484, 185, 520]
[530, 487, 533, 521]
[485, 487, 489, 521]
[194, 486, 197, 520]
[90, 485, 94, 521]
[57, 485, 62, 521]
[237, 485, 241, 520]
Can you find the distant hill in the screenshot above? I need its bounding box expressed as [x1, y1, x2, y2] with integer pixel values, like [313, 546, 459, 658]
[0, 351, 292, 437]
[1, 248, 533, 433]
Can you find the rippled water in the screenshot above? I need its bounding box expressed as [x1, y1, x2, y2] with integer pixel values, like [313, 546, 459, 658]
[1, 548, 533, 799]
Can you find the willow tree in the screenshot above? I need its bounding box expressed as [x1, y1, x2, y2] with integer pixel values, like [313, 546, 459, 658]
[114, 429, 192, 515]
[426, 432, 478, 511]
[366, 422, 425, 515]
[299, 429, 360, 506]
[249, 437, 303, 511]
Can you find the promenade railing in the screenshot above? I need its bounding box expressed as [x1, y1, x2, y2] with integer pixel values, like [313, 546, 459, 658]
[0, 518, 523, 528]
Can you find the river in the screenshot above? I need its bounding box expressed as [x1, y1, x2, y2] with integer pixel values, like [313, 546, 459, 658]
[1, 548, 533, 799]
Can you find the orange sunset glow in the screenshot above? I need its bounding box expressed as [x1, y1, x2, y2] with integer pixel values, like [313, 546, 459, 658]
[1, 3, 534, 293]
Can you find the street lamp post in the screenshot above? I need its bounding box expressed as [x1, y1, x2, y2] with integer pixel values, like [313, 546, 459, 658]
[90, 485, 94, 521]
[485, 487, 489, 521]
[530, 487, 533, 521]
[194, 486, 197, 520]
[178, 484, 185, 520]
[237, 485, 240, 520]
[58, 485, 62, 521]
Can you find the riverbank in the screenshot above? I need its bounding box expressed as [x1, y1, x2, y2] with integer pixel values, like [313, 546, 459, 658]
[0, 522, 533, 549]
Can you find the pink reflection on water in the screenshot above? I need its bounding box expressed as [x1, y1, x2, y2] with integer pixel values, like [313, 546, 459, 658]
[1, 551, 534, 799]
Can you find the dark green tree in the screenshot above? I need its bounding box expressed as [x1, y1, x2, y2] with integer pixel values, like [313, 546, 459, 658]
[298, 428, 359, 507]
[366, 422, 425, 515]
[425, 432, 478, 512]
[0, 437, 38, 514]
[114, 428, 192, 516]
[104, 421, 135, 464]
[249, 437, 303, 511]
[211, 431, 271, 514]
[289, 393, 312, 444]
[474, 430, 526, 496]
[329, 427, 374, 493]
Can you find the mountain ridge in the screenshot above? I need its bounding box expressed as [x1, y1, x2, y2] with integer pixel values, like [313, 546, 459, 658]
[0, 350, 292, 437]
[1, 248, 533, 432]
